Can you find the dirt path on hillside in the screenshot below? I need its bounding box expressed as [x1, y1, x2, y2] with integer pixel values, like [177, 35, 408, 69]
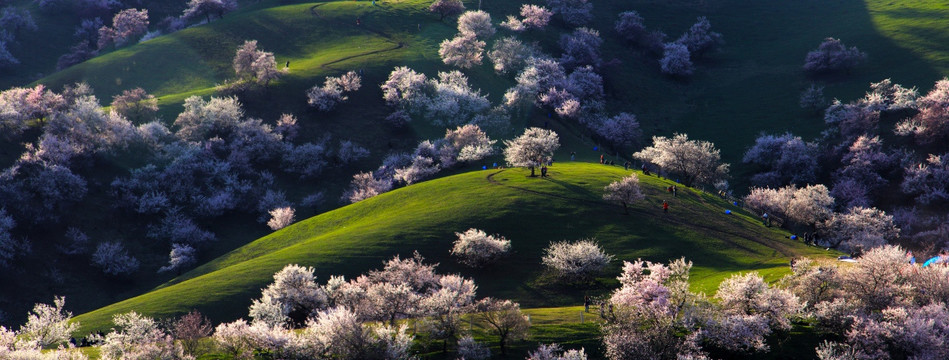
[308, 3, 405, 71]
[485, 169, 796, 257]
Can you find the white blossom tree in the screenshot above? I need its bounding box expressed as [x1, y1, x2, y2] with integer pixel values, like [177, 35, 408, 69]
[821, 206, 900, 252]
[456, 336, 491, 360]
[17, 296, 79, 348]
[715, 272, 801, 332]
[541, 239, 613, 281]
[267, 206, 295, 231]
[503, 127, 560, 177]
[804, 38, 866, 74]
[306, 71, 362, 111]
[603, 174, 645, 214]
[633, 133, 729, 187]
[450, 228, 511, 267]
[675, 16, 722, 58]
[252, 264, 328, 327]
[422, 274, 478, 352]
[457, 10, 495, 39]
[98, 311, 185, 360]
[660, 42, 693, 76]
[901, 153, 949, 205]
[559, 27, 601, 68]
[487, 37, 536, 75]
[444, 124, 496, 162]
[157, 243, 196, 274]
[895, 78, 949, 145]
[92, 241, 139, 276]
[476, 298, 530, 355]
[742, 132, 819, 187]
[232, 40, 285, 86]
[342, 172, 393, 203]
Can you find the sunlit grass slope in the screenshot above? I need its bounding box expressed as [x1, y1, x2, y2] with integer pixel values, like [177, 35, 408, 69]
[72, 162, 830, 334]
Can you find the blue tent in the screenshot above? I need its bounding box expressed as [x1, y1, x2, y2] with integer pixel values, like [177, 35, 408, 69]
[922, 256, 943, 268]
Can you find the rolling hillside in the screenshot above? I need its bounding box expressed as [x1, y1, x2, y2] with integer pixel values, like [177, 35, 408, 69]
[72, 162, 830, 335]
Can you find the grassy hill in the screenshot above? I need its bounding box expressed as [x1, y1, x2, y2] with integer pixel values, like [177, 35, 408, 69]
[71, 162, 830, 335]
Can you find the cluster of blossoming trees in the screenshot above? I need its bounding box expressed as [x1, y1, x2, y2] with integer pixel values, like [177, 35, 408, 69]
[741, 77, 949, 255]
[5, 243, 945, 359]
[0, 80, 367, 275]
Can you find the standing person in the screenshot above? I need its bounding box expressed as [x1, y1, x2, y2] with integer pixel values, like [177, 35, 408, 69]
[762, 213, 770, 227]
[673, 186, 677, 197]
[663, 200, 669, 213]
[541, 165, 548, 177]
[624, 161, 630, 170]
[584, 296, 590, 312]
[570, 151, 576, 161]
[600, 154, 604, 164]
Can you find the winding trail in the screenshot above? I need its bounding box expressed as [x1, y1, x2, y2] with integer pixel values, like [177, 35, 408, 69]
[485, 169, 796, 257]
[308, 3, 405, 71]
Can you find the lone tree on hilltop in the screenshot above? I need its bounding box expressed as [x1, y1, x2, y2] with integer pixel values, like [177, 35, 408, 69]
[603, 174, 645, 214]
[633, 133, 729, 187]
[503, 127, 559, 177]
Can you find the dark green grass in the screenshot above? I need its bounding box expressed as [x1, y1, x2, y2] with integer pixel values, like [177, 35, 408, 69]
[71, 162, 830, 335]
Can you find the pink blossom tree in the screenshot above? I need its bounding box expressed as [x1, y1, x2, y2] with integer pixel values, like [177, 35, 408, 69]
[438, 34, 485, 69]
[111, 87, 158, 123]
[895, 77, 949, 144]
[429, 0, 464, 20]
[97, 9, 149, 49]
[342, 172, 393, 203]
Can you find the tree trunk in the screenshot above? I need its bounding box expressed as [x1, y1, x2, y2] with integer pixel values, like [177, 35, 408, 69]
[530, 166, 536, 177]
[499, 333, 507, 355]
[622, 202, 629, 214]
